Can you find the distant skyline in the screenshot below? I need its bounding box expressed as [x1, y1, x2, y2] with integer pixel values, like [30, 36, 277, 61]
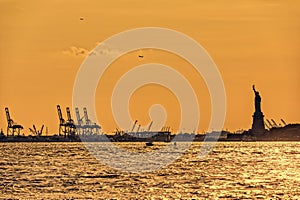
[0, 0, 299, 134]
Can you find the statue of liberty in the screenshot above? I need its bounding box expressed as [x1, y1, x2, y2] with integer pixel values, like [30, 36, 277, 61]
[252, 85, 261, 113]
[251, 85, 265, 134]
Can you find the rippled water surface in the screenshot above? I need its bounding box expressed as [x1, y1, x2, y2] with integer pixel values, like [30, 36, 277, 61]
[1, 142, 300, 199]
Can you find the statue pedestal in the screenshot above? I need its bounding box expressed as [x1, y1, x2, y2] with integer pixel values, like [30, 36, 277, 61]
[251, 111, 266, 135]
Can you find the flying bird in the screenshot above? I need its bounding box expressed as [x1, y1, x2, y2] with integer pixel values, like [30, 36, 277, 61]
[138, 55, 144, 58]
[80, 17, 84, 21]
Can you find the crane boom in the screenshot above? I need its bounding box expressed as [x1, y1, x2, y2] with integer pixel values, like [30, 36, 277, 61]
[83, 107, 91, 125]
[29, 128, 35, 134]
[266, 119, 273, 128]
[131, 120, 138, 132]
[264, 121, 271, 129]
[281, 119, 287, 126]
[66, 107, 72, 121]
[5, 108, 11, 121]
[40, 125, 44, 134]
[75, 107, 82, 125]
[271, 119, 278, 127]
[147, 121, 153, 132]
[33, 124, 37, 133]
[57, 105, 64, 124]
[137, 124, 141, 132]
[5, 108, 13, 127]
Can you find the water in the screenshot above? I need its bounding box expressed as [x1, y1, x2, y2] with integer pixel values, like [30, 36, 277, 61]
[1, 142, 300, 199]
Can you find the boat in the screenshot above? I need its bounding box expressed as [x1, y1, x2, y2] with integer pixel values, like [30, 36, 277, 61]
[145, 142, 153, 146]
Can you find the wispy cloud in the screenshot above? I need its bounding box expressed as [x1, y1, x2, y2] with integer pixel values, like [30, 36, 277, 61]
[62, 46, 89, 57]
[62, 43, 121, 58]
[93, 42, 121, 57]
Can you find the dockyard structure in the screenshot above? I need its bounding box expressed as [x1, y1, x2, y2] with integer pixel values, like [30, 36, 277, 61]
[29, 124, 44, 136]
[0, 84, 299, 142]
[114, 120, 171, 142]
[5, 107, 23, 136]
[57, 105, 76, 137]
[74, 107, 101, 135]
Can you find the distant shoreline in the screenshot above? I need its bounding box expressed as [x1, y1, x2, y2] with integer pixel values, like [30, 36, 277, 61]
[1, 123, 300, 143]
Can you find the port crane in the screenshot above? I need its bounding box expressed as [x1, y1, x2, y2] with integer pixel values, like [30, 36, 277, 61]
[83, 107, 92, 126]
[161, 126, 170, 132]
[160, 126, 171, 142]
[57, 105, 76, 137]
[74, 107, 101, 135]
[75, 107, 84, 134]
[57, 105, 67, 135]
[5, 107, 23, 136]
[29, 124, 44, 136]
[66, 107, 76, 132]
[83, 107, 101, 134]
[115, 128, 126, 136]
[75, 107, 84, 126]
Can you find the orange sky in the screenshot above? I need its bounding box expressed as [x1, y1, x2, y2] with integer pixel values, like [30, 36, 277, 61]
[0, 0, 299, 134]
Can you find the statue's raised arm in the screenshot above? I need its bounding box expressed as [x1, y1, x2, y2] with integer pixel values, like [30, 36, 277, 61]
[252, 84, 256, 93]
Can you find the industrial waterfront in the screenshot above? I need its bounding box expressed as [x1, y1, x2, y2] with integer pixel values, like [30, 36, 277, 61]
[1, 85, 299, 143]
[1, 1, 299, 199]
[1, 88, 299, 198]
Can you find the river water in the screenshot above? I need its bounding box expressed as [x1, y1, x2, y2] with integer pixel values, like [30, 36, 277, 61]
[0, 142, 299, 199]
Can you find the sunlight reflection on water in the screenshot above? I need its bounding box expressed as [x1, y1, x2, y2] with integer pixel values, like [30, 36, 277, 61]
[0, 142, 300, 199]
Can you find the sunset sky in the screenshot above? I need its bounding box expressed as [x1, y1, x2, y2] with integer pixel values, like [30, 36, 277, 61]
[0, 0, 299, 134]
